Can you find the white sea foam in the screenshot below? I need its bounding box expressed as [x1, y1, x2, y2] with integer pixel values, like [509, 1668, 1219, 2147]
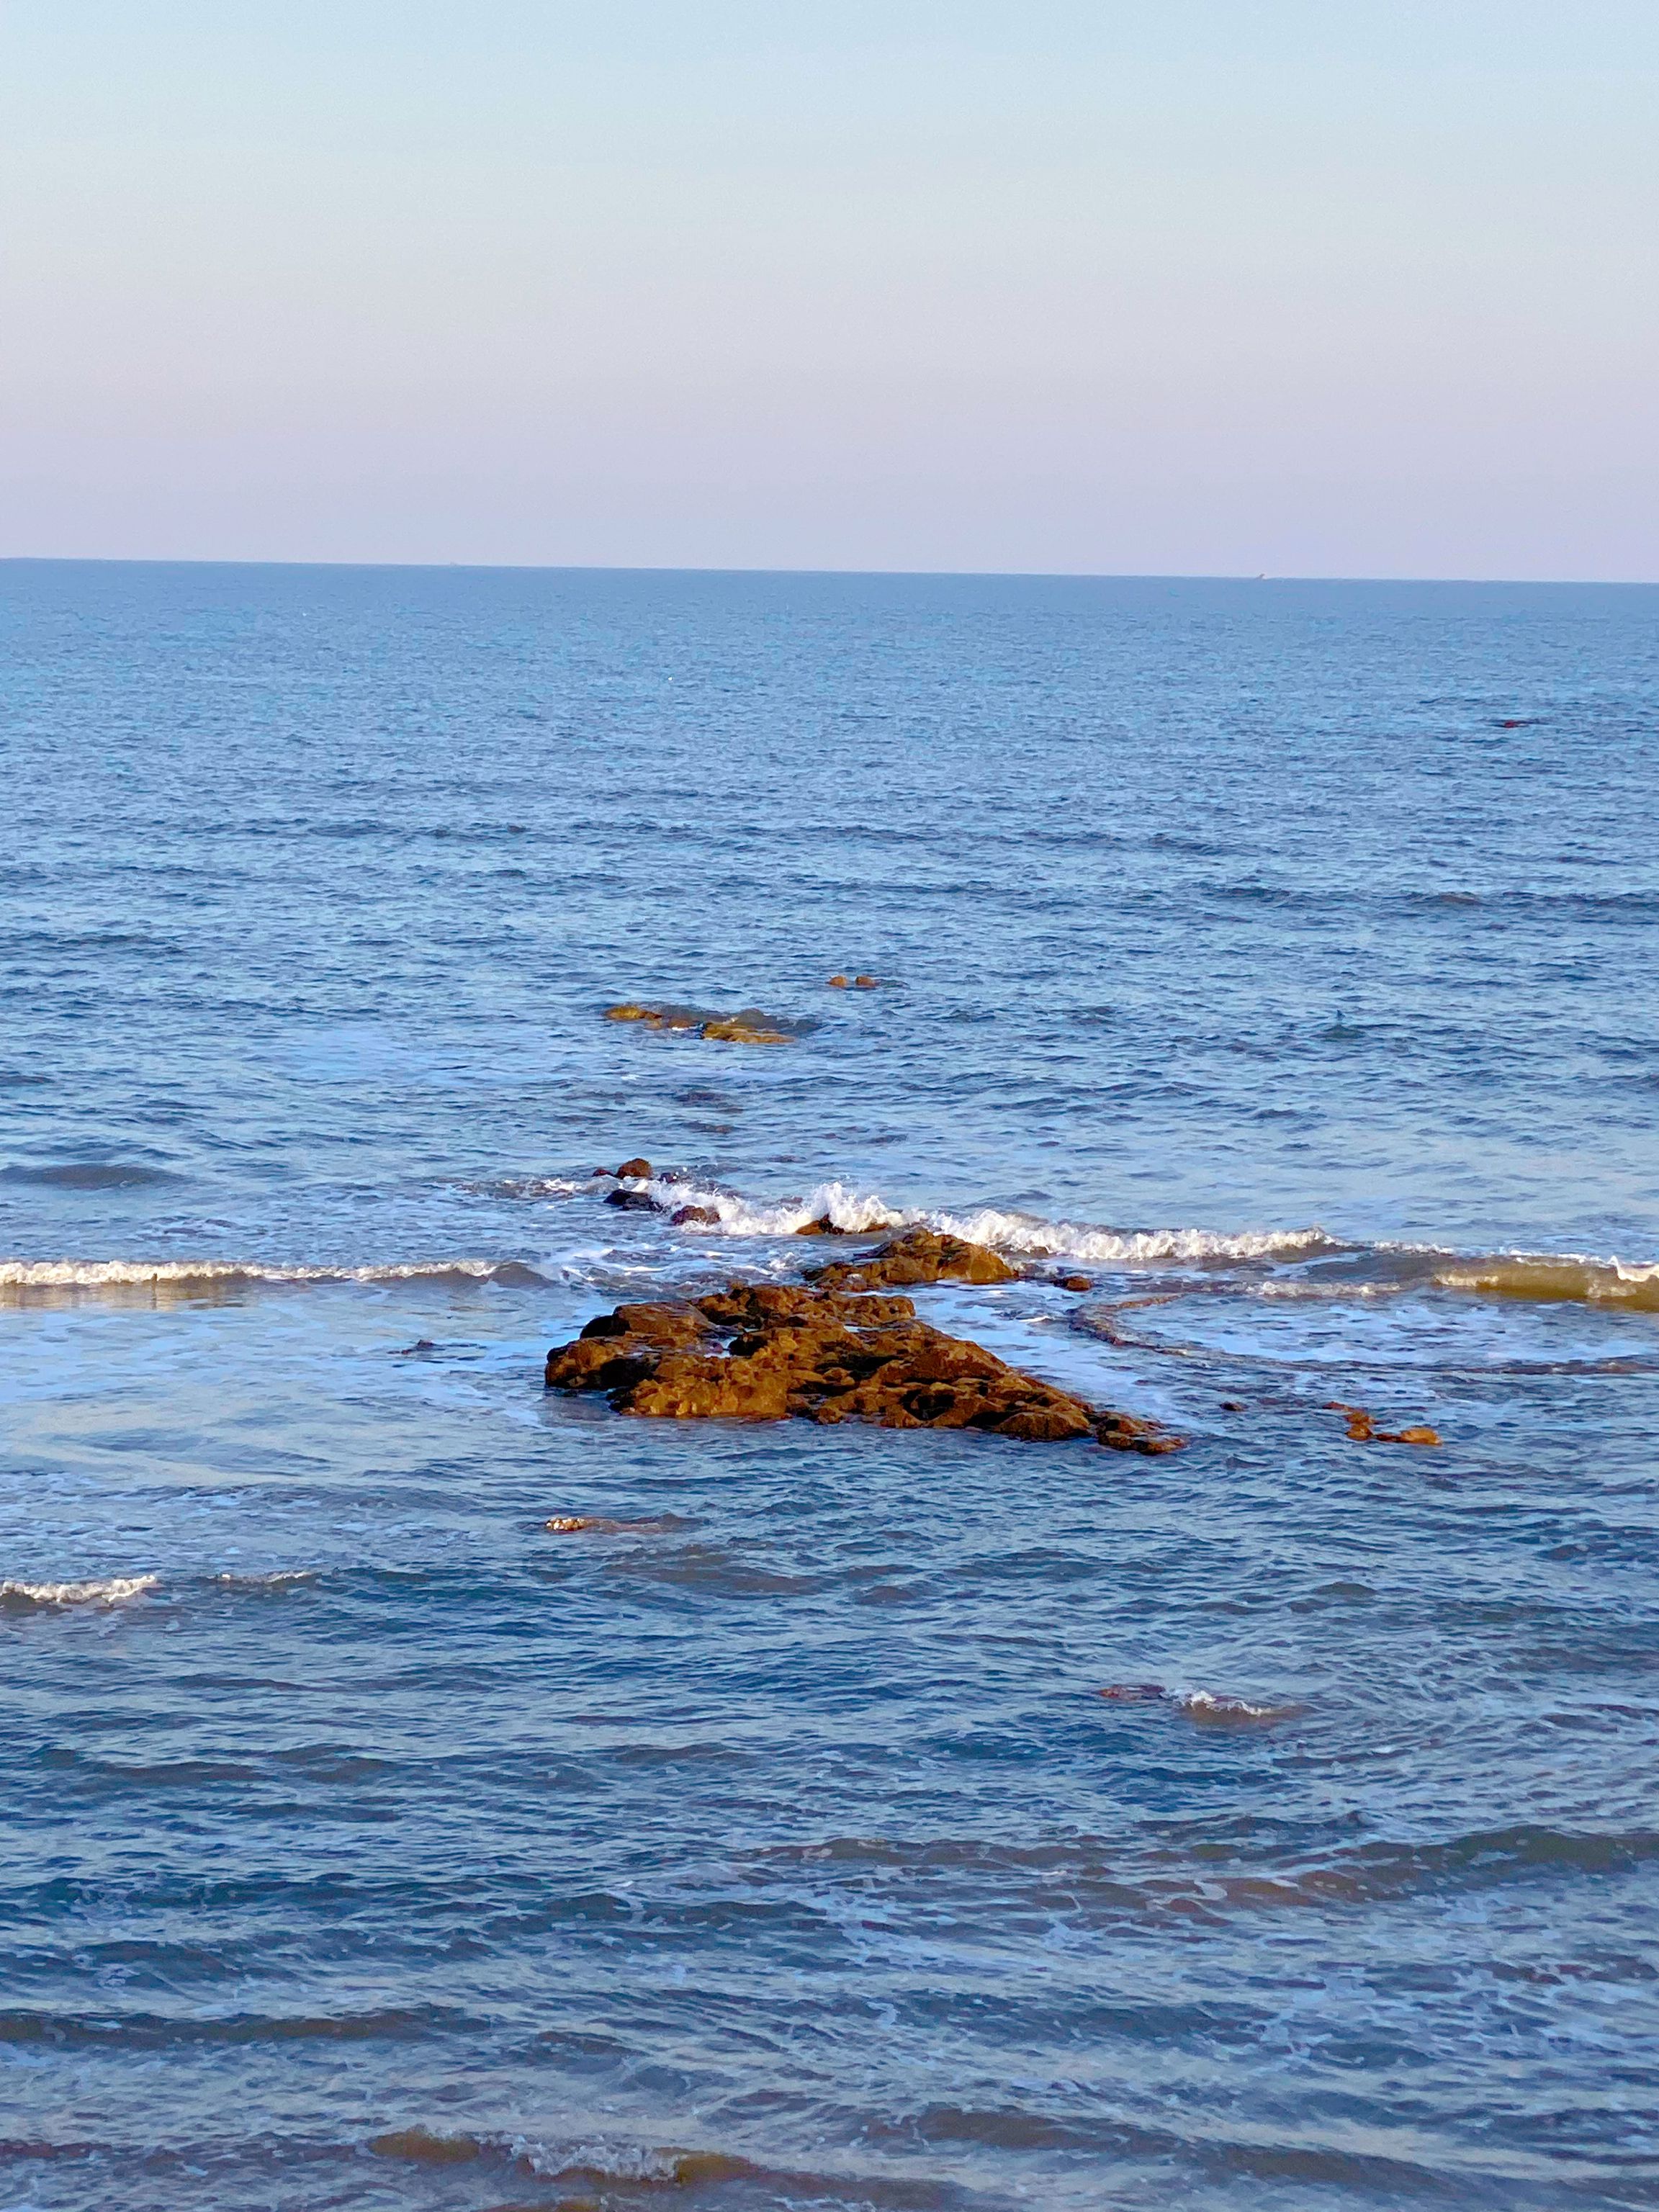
[1, 1574, 158, 1607]
[1174, 1688, 1299, 1721]
[644, 1177, 1336, 1265]
[212, 1569, 317, 1591]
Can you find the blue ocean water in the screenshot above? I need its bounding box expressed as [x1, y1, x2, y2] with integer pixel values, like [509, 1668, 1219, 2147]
[1, 559, 1658, 2209]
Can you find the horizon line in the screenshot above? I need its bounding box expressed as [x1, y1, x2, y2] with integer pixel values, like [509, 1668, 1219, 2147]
[2, 555, 1656, 589]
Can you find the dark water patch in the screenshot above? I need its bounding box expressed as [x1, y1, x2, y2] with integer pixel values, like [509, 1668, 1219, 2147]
[0, 2003, 476, 2051]
[1, 1160, 182, 1189]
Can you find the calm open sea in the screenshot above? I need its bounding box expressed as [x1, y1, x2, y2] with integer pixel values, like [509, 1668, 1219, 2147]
[2, 561, 1658, 2210]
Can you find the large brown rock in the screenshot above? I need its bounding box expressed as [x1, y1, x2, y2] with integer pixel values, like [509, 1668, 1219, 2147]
[806, 1225, 1019, 1290]
[544, 1276, 1182, 1452]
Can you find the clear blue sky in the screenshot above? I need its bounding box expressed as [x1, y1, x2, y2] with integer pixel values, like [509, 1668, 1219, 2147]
[3, 1, 1655, 576]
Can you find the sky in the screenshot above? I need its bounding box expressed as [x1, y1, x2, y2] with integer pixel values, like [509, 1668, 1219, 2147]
[2, 1, 1656, 577]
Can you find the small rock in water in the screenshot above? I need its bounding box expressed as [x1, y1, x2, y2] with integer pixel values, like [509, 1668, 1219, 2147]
[670, 1205, 721, 1227]
[1098, 1682, 1166, 1703]
[795, 1215, 851, 1236]
[853, 974, 878, 988]
[1220, 1398, 1246, 1412]
[1327, 1401, 1440, 1445]
[809, 1225, 1018, 1290]
[615, 1156, 652, 1179]
[1057, 1274, 1092, 1292]
[605, 1188, 661, 1212]
[827, 974, 850, 987]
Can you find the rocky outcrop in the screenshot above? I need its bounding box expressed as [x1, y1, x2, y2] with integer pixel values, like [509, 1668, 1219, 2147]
[603, 1002, 797, 1045]
[546, 1272, 1182, 1452]
[806, 1226, 1019, 1290]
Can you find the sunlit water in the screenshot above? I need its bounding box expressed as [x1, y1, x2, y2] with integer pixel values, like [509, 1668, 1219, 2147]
[2, 561, 1658, 2209]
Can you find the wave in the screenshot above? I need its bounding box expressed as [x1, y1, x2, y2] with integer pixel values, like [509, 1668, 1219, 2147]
[210, 1570, 317, 1592]
[0, 1257, 548, 1295]
[1098, 1683, 1303, 1722]
[634, 1175, 1339, 1264]
[1, 1575, 157, 1609]
[1426, 1251, 1659, 1313]
[652, 1179, 1659, 1316]
[1, 1161, 181, 1190]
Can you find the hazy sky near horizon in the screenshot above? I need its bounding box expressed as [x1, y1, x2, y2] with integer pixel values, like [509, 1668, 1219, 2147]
[3, 2, 1657, 577]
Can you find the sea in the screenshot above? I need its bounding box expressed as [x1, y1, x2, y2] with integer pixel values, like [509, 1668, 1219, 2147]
[2, 559, 1657, 2211]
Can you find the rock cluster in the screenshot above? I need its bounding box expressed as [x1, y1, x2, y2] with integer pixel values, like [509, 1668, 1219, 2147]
[1328, 1401, 1441, 1446]
[604, 1002, 795, 1046]
[546, 1241, 1182, 1453]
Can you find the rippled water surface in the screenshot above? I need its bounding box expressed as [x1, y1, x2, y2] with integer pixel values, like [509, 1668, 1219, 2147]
[2, 562, 1658, 2208]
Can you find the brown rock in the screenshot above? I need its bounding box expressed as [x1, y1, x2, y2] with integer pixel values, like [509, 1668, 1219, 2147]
[1057, 1274, 1093, 1292]
[701, 1018, 793, 1046]
[827, 974, 850, 988]
[853, 974, 878, 988]
[580, 1301, 706, 1344]
[808, 1226, 1018, 1290]
[794, 1215, 851, 1236]
[1327, 1401, 1441, 1447]
[544, 1275, 1182, 1452]
[615, 1157, 653, 1179]
[670, 1204, 721, 1227]
[602, 1000, 800, 1045]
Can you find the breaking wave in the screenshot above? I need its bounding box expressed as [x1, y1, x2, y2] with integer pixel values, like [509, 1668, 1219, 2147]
[1, 1575, 158, 1609]
[638, 1177, 1659, 1310]
[1426, 1251, 1659, 1313]
[635, 1175, 1339, 1264]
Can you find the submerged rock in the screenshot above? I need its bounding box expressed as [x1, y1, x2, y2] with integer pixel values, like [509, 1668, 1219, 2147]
[701, 1016, 793, 1046]
[603, 1001, 799, 1046]
[545, 1268, 1182, 1453]
[807, 1225, 1019, 1290]
[605, 1187, 661, 1212]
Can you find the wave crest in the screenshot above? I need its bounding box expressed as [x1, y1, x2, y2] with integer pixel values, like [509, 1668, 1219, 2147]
[1, 1575, 158, 1609]
[643, 1177, 1336, 1264]
[1429, 1252, 1659, 1313]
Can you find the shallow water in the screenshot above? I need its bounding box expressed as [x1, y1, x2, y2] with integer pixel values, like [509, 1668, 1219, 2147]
[2, 562, 1658, 2208]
